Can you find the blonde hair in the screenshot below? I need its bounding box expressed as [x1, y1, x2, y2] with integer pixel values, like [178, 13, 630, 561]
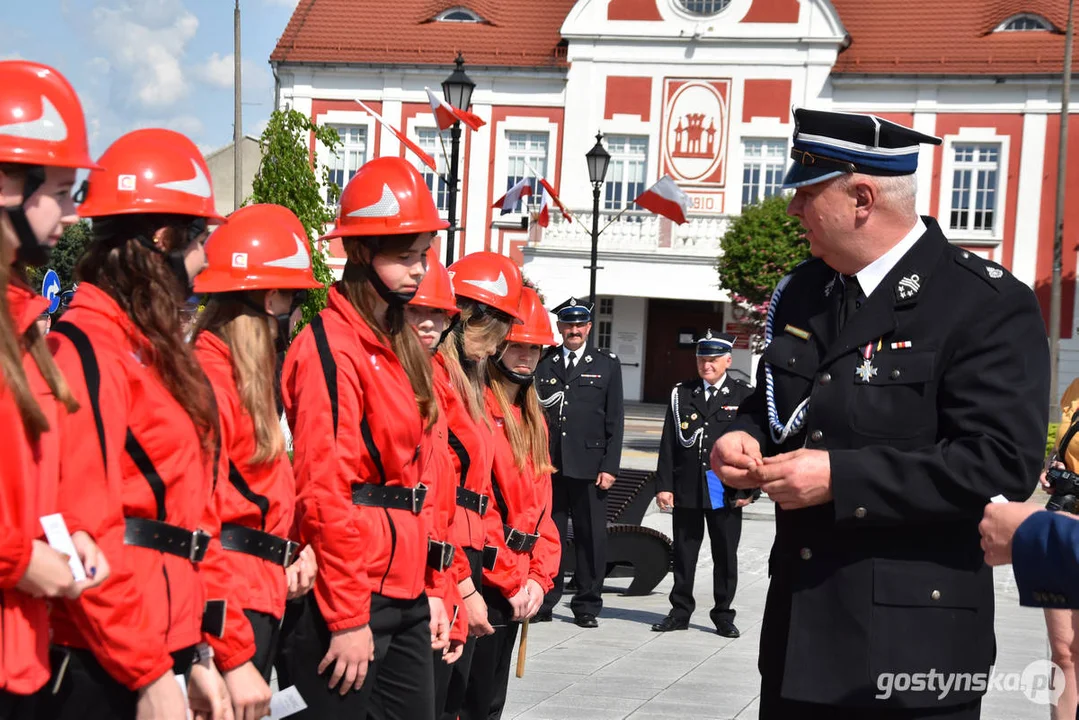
[486, 356, 555, 475]
[437, 302, 511, 427]
[194, 294, 283, 464]
[341, 236, 438, 427]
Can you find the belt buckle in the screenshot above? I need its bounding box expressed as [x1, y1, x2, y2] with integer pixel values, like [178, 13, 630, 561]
[411, 483, 428, 515]
[478, 493, 489, 517]
[190, 529, 211, 563]
[507, 527, 525, 550]
[441, 542, 455, 570]
[283, 540, 301, 567]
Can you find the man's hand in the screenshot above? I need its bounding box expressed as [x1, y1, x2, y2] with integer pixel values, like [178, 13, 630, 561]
[655, 492, 674, 512]
[509, 587, 530, 622]
[753, 449, 832, 510]
[136, 671, 188, 720]
[710, 432, 763, 490]
[189, 659, 233, 720]
[463, 586, 494, 637]
[319, 624, 375, 696]
[428, 596, 450, 652]
[16, 540, 77, 599]
[71, 531, 109, 593]
[222, 661, 271, 720]
[286, 545, 317, 600]
[596, 472, 616, 490]
[524, 579, 544, 618]
[979, 502, 1044, 566]
[443, 639, 465, 665]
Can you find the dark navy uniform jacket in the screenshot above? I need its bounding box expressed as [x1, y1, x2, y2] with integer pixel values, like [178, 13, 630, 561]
[1013, 511, 1079, 609]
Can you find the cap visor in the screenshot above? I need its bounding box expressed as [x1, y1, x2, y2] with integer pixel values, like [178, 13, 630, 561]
[781, 164, 845, 190]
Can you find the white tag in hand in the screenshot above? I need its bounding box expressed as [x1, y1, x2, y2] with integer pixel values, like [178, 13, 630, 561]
[39, 514, 87, 582]
[990, 495, 1008, 504]
[269, 686, 307, 719]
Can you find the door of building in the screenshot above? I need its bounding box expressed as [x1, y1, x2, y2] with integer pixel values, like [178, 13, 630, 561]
[642, 298, 726, 403]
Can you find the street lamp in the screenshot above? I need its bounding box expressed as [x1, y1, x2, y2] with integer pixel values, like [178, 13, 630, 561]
[585, 131, 610, 346]
[441, 52, 475, 265]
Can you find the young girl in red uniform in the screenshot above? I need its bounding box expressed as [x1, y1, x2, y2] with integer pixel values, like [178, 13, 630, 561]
[462, 287, 561, 720]
[433, 252, 525, 720]
[192, 203, 323, 720]
[279, 156, 443, 719]
[42, 128, 232, 720]
[0, 60, 110, 720]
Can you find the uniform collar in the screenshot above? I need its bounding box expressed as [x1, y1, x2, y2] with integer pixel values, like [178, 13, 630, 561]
[193, 329, 231, 361]
[853, 216, 926, 298]
[327, 283, 394, 353]
[563, 343, 587, 362]
[702, 374, 727, 395]
[6, 281, 49, 334]
[65, 282, 144, 344]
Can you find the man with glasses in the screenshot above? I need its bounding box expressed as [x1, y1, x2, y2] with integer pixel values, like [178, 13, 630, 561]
[535, 298, 625, 628]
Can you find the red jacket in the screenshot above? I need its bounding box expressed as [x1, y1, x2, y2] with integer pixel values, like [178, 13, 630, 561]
[282, 286, 427, 631]
[48, 284, 215, 691]
[0, 284, 56, 695]
[481, 388, 560, 600]
[195, 331, 294, 671]
[432, 355, 496, 583]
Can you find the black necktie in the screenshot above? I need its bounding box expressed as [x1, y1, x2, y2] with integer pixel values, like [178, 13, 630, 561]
[707, 387, 717, 405]
[568, 351, 577, 369]
[839, 274, 862, 331]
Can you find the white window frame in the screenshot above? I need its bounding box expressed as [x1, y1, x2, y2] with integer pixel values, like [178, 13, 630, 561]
[603, 135, 649, 212]
[995, 13, 1053, 31]
[596, 297, 614, 350]
[412, 127, 450, 213]
[315, 109, 377, 208]
[938, 129, 1010, 245]
[740, 137, 787, 208]
[492, 117, 558, 224]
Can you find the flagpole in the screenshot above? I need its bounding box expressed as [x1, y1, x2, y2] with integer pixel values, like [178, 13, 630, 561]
[598, 204, 633, 236]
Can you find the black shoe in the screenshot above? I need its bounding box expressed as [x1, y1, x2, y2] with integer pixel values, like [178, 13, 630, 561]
[715, 619, 740, 638]
[651, 615, 689, 632]
[533, 610, 553, 623]
[574, 613, 598, 628]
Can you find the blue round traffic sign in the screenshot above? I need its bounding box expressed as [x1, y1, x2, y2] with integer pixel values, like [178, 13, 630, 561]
[41, 269, 61, 314]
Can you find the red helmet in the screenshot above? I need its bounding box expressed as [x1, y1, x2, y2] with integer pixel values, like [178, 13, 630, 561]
[506, 288, 556, 346]
[409, 247, 459, 316]
[77, 128, 225, 222]
[448, 251, 525, 323]
[194, 204, 324, 294]
[323, 156, 448, 240]
[0, 60, 99, 170]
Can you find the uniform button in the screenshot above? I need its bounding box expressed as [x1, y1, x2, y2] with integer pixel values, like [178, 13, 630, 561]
[562, 432, 567, 436]
[704, 422, 709, 427]
[564, 385, 569, 390]
[787, 357, 797, 367]
[854, 507, 867, 519]
[890, 369, 900, 380]
[819, 372, 831, 385]
[810, 430, 823, 442]
[564, 401, 569, 406]
[799, 547, 812, 560]
[930, 590, 941, 601]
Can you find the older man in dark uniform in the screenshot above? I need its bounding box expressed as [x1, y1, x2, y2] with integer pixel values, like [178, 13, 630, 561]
[711, 108, 1049, 719]
[535, 298, 625, 628]
[652, 331, 756, 638]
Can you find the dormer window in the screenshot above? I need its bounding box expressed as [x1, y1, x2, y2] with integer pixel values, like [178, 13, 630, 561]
[995, 13, 1055, 32]
[436, 7, 484, 23]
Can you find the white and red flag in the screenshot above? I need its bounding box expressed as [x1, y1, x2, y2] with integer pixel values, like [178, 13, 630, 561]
[425, 87, 485, 132]
[538, 177, 572, 222]
[634, 175, 690, 225]
[535, 200, 550, 228]
[492, 178, 533, 215]
[354, 99, 437, 172]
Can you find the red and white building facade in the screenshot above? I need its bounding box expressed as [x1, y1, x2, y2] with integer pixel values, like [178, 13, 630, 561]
[272, 0, 1078, 403]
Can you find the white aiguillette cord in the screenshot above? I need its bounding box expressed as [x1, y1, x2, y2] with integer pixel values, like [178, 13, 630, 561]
[764, 273, 811, 445]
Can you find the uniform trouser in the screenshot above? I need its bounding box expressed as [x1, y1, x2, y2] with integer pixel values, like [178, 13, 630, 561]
[245, 608, 283, 682]
[34, 645, 194, 720]
[0, 690, 36, 720]
[433, 547, 483, 720]
[277, 590, 434, 720]
[459, 586, 519, 720]
[542, 474, 607, 618]
[669, 505, 742, 625]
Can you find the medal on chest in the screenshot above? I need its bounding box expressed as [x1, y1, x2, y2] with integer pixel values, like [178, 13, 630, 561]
[854, 340, 878, 383]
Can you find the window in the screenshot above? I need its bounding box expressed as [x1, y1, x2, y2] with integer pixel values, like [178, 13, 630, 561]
[677, 0, 731, 16]
[741, 139, 786, 208]
[603, 136, 648, 211]
[597, 298, 614, 350]
[326, 125, 367, 204]
[506, 131, 548, 212]
[415, 128, 449, 211]
[948, 144, 1000, 234]
[436, 7, 484, 22]
[995, 13, 1053, 31]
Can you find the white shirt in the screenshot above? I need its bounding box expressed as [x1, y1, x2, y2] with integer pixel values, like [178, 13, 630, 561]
[853, 217, 927, 298]
[563, 344, 586, 367]
[702, 374, 727, 398]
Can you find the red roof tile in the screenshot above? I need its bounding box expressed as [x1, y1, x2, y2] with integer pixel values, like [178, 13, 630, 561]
[831, 0, 1077, 75]
[271, 0, 574, 68]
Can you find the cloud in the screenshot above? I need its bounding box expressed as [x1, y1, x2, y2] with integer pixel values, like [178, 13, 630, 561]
[91, 0, 199, 109]
[0, 52, 22, 60]
[195, 53, 272, 92]
[262, 0, 300, 7]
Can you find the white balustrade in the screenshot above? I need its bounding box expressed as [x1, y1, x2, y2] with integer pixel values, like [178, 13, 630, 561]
[527, 209, 730, 256]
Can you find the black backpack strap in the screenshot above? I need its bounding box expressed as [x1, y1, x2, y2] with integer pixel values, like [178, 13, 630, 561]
[309, 316, 338, 438]
[51, 322, 107, 470]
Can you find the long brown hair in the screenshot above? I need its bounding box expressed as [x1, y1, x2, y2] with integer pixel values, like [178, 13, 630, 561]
[438, 302, 512, 427]
[78, 214, 217, 451]
[193, 293, 283, 464]
[487, 357, 556, 475]
[340, 235, 438, 427]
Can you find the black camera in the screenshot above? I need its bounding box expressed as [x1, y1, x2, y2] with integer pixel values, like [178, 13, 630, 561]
[1045, 466, 1079, 513]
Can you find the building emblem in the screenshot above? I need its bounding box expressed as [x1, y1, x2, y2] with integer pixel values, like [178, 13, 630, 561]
[662, 79, 731, 186]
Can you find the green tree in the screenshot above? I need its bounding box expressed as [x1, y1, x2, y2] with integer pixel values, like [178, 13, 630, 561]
[247, 109, 342, 330]
[26, 219, 92, 296]
[715, 194, 811, 352]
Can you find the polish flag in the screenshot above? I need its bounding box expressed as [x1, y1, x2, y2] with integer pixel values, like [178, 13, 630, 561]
[538, 178, 572, 222]
[492, 178, 533, 215]
[536, 200, 550, 228]
[354, 100, 437, 172]
[634, 175, 690, 225]
[425, 87, 486, 132]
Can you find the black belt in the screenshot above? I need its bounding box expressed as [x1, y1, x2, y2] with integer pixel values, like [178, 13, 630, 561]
[503, 525, 540, 553]
[427, 539, 456, 571]
[351, 483, 428, 515]
[124, 517, 210, 563]
[220, 523, 300, 567]
[482, 545, 498, 571]
[456, 487, 489, 516]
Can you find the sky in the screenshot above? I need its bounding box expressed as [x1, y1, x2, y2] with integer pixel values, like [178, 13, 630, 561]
[1, 0, 301, 159]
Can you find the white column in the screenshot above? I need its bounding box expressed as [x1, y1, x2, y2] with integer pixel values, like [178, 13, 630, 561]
[912, 112, 936, 217]
[463, 102, 493, 257]
[1012, 112, 1047, 287]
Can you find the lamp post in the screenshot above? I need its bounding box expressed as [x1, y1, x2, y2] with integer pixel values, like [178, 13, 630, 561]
[441, 52, 475, 266]
[585, 131, 610, 346]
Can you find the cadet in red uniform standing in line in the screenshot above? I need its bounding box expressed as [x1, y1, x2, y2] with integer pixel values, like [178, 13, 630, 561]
[192, 203, 323, 720]
[0, 60, 110, 720]
[41, 128, 232, 720]
[279, 157, 443, 720]
[461, 287, 561, 720]
[432, 252, 525, 720]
